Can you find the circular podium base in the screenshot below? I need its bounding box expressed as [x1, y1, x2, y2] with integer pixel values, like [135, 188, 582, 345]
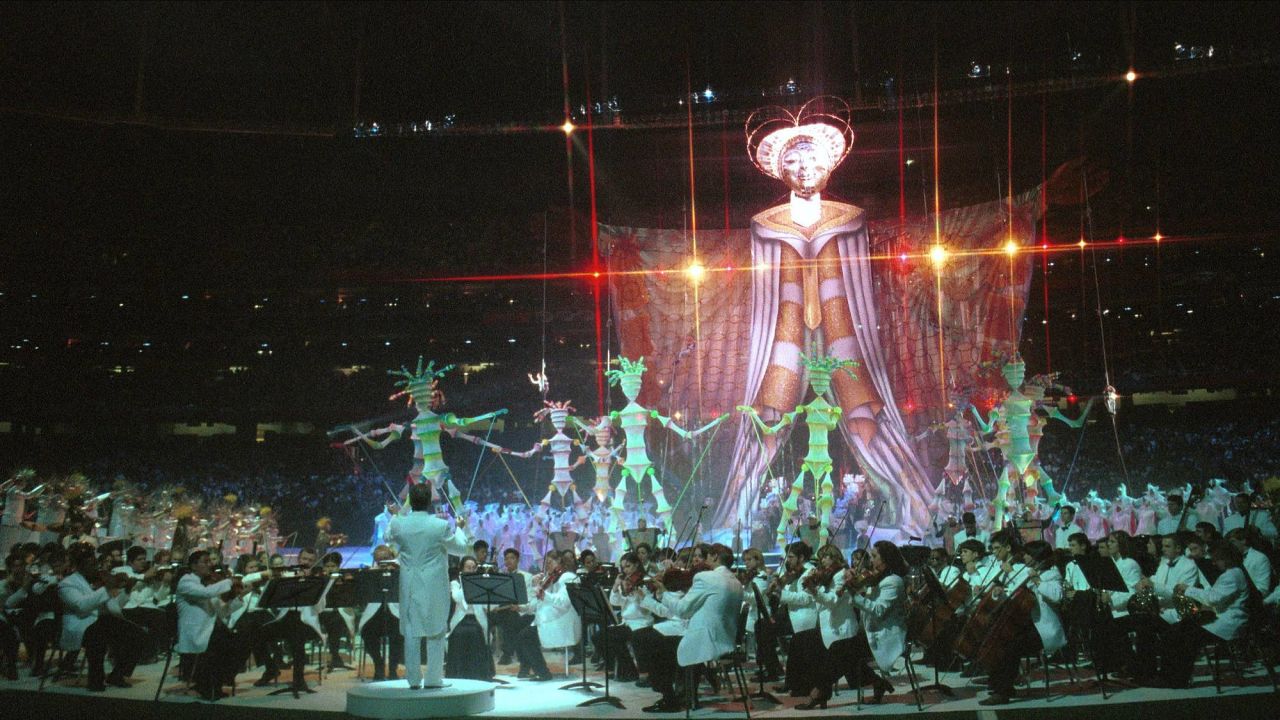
[346, 679, 496, 719]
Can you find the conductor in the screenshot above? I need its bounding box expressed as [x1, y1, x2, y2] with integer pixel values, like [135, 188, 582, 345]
[386, 483, 473, 689]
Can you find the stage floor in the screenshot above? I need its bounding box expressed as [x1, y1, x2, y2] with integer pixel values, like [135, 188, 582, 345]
[3, 651, 1277, 720]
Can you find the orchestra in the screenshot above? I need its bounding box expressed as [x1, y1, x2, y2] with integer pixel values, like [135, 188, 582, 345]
[2, 486, 1279, 714]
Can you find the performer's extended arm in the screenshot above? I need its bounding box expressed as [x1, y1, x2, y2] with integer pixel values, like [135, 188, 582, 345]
[346, 423, 404, 449]
[738, 405, 798, 435]
[448, 426, 534, 456]
[970, 407, 998, 434]
[1047, 397, 1095, 428]
[649, 410, 728, 440]
[447, 408, 509, 429]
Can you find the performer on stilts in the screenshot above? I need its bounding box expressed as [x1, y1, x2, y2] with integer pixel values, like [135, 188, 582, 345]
[970, 353, 1093, 531]
[604, 357, 727, 533]
[738, 352, 859, 547]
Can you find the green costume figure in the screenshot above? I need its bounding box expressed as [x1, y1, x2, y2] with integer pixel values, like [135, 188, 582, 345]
[970, 355, 1093, 530]
[605, 357, 727, 528]
[349, 357, 507, 514]
[738, 354, 859, 547]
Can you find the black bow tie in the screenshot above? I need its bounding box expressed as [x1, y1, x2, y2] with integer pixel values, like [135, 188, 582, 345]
[1168, 561, 1177, 569]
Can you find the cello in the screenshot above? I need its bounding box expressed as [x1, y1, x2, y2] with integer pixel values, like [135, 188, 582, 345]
[906, 569, 971, 648]
[953, 561, 1033, 669]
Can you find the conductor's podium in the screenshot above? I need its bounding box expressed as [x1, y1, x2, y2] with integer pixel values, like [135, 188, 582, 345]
[346, 679, 497, 719]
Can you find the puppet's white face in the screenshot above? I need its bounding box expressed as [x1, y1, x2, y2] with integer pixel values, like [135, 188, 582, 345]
[780, 141, 832, 198]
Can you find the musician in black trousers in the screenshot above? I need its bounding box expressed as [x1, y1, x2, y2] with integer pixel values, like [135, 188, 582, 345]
[980, 541, 1067, 706]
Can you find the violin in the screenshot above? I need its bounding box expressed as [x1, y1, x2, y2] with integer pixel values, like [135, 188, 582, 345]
[647, 560, 708, 594]
[837, 565, 888, 597]
[766, 564, 806, 596]
[535, 567, 564, 600]
[620, 569, 646, 595]
[206, 567, 246, 602]
[802, 564, 846, 593]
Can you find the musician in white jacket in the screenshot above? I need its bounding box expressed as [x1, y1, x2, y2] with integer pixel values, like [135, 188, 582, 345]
[513, 549, 579, 681]
[489, 547, 533, 666]
[57, 543, 141, 692]
[1159, 540, 1251, 688]
[176, 550, 246, 700]
[604, 551, 653, 681]
[640, 543, 742, 713]
[1141, 534, 1205, 624]
[1226, 528, 1273, 595]
[386, 483, 473, 689]
[445, 556, 493, 680]
[798, 544, 860, 709]
[775, 541, 818, 697]
[846, 541, 910, 705]
[979, 540, 1066, 706]
[358, 545, 402, 681]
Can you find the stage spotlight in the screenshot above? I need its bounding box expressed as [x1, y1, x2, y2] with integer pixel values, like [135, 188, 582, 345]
[561, 119, 575, 135]
[1125, 69, 1137, 84]
[1003, 239, 1019, 256]
[1154, 232, 1163, 242]
[1077, 239, 1087, 249]
[685, 261, 706, 283]
[929, 244, 948, 267]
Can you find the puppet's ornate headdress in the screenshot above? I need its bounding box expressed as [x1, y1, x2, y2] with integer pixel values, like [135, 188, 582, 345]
[745, 96, 854, 181]
[605, 356, 647, 386]
[389, 356, 454, 407]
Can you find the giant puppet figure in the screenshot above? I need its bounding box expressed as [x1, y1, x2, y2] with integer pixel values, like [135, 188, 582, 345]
[970, 354, 1093, 530]
[507, 400, 589, 510]
[603, 102, 1102, 540]
[725, 98, 934, 534]
[738, 353, 858, 546]
[571, 414, 620, 506]
[350, 358, 507, 513]
[605, 356, 727, 526]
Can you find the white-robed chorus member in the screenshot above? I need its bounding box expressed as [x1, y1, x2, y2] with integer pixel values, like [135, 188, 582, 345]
[386, 483, 473, 689]
[371, 502, 396, 548]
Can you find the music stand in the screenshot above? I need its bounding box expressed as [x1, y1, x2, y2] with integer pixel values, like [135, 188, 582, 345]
[1073, 557, 1129, 696]
[1015, 519, 1048, 546]
[564, 582, 623, 709]
[460, 572, 526, 687]
[1076, 556, 1128, 593]
[354, 567, 399, 682]
[624, 527, 658, 551]
[580, 564, 619, 589]
[260, 575, 330, 697]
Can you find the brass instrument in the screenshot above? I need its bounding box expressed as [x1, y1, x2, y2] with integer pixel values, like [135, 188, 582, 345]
[1125, 585, 1161, 617]
[1173, 588, 1216, 624]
